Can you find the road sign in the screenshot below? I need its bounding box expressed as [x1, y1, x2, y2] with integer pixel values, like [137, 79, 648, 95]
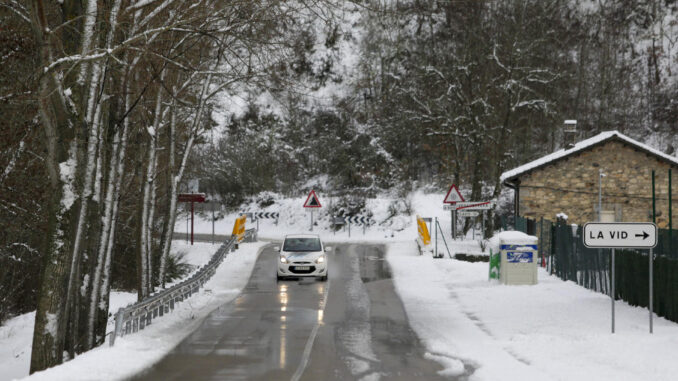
[443, 185, 464, 204]
[455, 201, 494, 210]
[583, 222, 657, 335]
[443, 204, 455, 211]
[458, 211, 479, 218]
[303, 190, 322, 208]
[177, 193, 207, 245]
[177, 193, 206, 203]
[304, 190, 321, 231]
[416, 215, 431, 246]
[345, 216, 372, 225]
[583, 222, 657, 249]
[253, 212, 279, 219]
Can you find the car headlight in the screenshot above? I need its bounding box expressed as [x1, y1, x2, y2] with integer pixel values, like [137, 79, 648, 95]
[280, 256, 288, 264]
[316, 256, 325, 264]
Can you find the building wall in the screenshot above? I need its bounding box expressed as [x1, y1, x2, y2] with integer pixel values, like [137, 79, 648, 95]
[518, 141, 678, 228]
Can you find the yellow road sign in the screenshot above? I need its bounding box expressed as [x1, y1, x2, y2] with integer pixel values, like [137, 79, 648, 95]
[232, 214, 247, 242]
[416, 215, 431, 246]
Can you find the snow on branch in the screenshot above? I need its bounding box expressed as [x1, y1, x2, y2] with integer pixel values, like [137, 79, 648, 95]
[1, 1, 31, 23]
[0, 139, 26, 184]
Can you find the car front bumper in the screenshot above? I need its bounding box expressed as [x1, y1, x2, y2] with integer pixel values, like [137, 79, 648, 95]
[278, 261, 327, 277]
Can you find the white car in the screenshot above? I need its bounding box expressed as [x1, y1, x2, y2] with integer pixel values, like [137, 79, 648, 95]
[276, 234, 330, 281]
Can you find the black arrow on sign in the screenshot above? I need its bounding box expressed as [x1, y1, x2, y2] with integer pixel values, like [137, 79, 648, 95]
[635, 231, 650, 240]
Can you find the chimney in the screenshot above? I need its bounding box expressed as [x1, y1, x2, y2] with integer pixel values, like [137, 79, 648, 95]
[563, 120, 577, 149]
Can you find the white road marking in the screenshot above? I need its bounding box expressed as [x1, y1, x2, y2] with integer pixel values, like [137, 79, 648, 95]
[290, 279, 331, 381]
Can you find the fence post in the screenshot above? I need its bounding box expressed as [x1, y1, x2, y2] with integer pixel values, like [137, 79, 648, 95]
[651, 170, 655, 334]
[434, 217, 438, 258]
[611, 248, 616, 334]
[539, 218, 544, 268]
[110, 308, 125, 346]
[669, 169, 672, 256]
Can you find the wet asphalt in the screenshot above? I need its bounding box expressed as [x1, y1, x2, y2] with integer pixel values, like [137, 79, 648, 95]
[131, 244, 450, 381]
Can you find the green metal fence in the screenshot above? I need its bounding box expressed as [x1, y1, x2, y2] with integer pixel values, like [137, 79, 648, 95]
[515, 216, 527, 234]
[542, 220, 678, 323]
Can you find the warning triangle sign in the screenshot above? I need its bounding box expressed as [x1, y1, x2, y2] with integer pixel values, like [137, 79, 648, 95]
[303, 190, 322, 208]
[443, 185, 465, 204]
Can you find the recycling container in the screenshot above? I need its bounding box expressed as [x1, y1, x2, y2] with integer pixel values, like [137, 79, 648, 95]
[499, 232, 538, 285]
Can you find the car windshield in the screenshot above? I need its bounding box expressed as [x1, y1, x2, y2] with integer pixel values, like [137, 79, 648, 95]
[283, 237, 321, 252]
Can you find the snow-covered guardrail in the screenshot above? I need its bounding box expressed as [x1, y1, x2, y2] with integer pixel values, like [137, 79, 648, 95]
[109, 228, 257, 346]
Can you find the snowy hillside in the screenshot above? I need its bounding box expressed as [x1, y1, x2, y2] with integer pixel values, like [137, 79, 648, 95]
[178, 190, 502, 248]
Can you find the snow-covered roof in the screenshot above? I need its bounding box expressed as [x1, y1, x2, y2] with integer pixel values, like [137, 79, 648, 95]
[501, 131, 678, 183]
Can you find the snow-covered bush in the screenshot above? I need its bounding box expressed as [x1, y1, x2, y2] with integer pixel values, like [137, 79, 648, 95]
[330, 195, 371, 219]
[163, 251, 194, 284]
[256, 191, 277, 208]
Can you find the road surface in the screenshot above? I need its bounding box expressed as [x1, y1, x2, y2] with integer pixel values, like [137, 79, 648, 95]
[132, 244, 450, 381]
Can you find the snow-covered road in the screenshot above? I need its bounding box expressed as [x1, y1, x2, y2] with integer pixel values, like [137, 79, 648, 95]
[131, 244, 444, 381]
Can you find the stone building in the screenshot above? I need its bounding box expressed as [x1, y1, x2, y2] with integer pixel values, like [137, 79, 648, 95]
[501, 131, 678, 228]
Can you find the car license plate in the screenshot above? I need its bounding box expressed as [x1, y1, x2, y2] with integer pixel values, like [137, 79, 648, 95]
[295, 266, 310, 271]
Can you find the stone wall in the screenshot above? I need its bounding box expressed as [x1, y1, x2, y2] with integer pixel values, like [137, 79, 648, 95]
[518, 140, 678, 228]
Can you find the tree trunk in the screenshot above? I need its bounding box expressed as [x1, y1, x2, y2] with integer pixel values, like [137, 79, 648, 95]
[159, 74, 212, 286]
[94, 94, 131, 345]
[158, 105, 177, 287]
[138, 87, 163, 299]
[29, 72, 77, 373]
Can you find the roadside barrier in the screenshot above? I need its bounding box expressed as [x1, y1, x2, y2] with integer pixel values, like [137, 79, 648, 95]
[110, 228, 257, 346]
[232, 214, 247, 245]
[416, 215, 433, 255]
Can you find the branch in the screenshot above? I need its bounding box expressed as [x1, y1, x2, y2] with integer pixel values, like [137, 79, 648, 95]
[0, 1, 30, 23]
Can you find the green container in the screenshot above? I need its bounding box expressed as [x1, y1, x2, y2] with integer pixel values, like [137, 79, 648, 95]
[489, 249, 501, 280]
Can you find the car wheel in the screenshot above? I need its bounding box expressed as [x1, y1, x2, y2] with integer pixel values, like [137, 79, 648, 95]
[277, 274, 284, 281]
[319, 274, 328, 281]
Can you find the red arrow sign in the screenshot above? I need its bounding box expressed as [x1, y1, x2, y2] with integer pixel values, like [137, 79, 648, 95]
[455, 201, 492, 210]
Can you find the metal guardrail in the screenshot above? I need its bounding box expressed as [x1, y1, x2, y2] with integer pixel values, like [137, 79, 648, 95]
[109, 228, 257, 346]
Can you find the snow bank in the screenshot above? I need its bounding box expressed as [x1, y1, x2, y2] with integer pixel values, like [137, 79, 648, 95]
[387, 241, 678, 381]
[2, 241, 266, 381]
[488, 231, 538, 252]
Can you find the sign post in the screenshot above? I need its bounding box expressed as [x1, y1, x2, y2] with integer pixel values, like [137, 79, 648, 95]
[583, 222, 657, 333]
[481, 210, 485, 240]
[456, 201, 495, 240]
[443, 185, 464, 240]
[303, 190, 322, 231]
[177, 193, 206, 245]
[435, 217, 438, 258]
[612, 247, 615, 333]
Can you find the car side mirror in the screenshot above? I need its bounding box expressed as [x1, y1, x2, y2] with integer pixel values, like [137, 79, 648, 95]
[324, 246, 332, 252]
[274, 246, 280, 252]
